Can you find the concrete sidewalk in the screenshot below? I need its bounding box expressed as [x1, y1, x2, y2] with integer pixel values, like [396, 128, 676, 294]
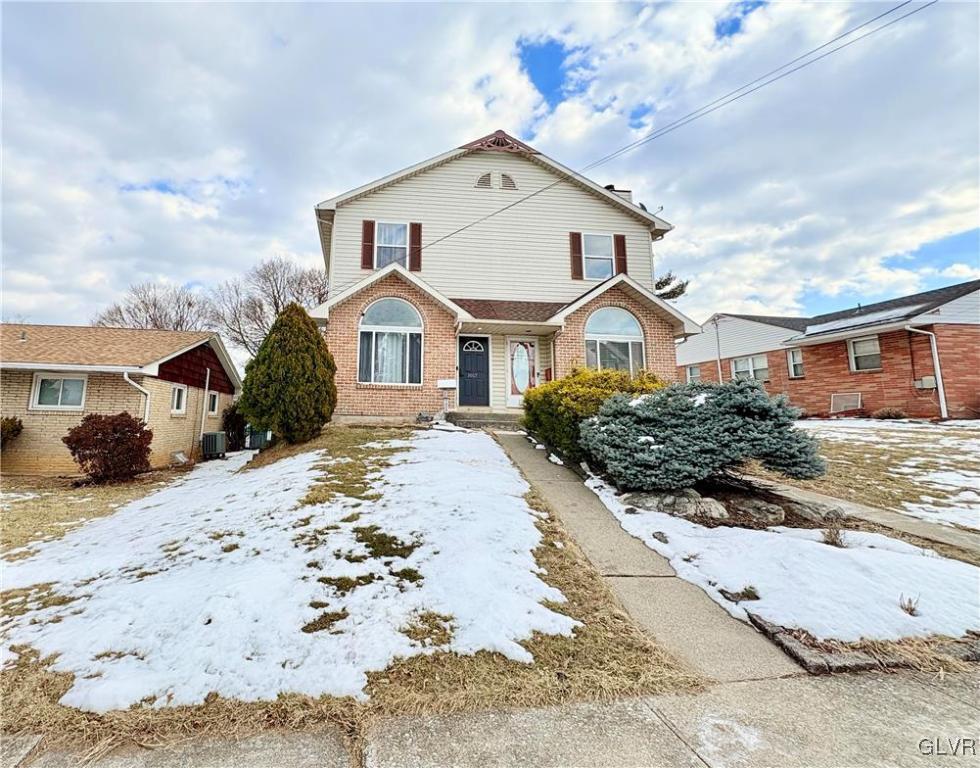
[496, 433, 801, 683]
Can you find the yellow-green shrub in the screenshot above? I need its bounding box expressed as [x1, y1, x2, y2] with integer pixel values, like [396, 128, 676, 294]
[522, 368, 664, 462]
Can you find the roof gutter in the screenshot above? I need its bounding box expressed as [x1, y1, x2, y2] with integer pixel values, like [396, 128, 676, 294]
[122, 372, 152, 422]
[904, 325, 948, 419]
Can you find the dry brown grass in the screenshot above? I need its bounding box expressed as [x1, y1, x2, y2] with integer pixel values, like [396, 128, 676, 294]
[785, 628, 976, 674]
[0, 424, 703, 761]
[1, 469, 187, 556]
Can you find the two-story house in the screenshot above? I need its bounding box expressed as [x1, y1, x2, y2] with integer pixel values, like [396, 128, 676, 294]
[310, 130, 699, 422]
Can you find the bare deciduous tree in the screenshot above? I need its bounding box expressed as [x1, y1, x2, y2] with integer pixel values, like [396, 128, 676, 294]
[209, 257, 329, 355]
[92, 283, 214, 331]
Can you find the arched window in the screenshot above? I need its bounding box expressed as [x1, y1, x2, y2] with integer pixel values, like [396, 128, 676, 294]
[358, 298, 423, 384]
[584, 307, 645, 376]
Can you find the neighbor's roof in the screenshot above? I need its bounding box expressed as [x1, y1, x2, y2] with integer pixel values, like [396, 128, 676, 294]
[450, 298, 567, 323]
[723, 314, 811, 333]
[0, 324, 241, 389]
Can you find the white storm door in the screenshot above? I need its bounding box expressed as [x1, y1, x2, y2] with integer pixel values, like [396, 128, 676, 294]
[507, 338, 536, 408]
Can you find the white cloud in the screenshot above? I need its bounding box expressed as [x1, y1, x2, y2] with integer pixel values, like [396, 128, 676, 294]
[1, 2, 977, 326]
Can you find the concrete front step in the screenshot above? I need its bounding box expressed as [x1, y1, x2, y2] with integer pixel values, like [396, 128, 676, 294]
[446, 411, 523, 430]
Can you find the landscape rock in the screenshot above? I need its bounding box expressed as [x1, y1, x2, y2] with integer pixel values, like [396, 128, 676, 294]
[626, 489, 729, 520]
[727, 497, 786, 525]
[783, 498, 847, 524]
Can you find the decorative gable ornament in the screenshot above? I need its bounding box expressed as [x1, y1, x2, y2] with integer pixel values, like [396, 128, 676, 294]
[460, 129, 539, 154]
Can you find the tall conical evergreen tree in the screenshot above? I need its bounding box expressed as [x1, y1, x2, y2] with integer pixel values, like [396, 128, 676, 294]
[239, 302, 337, 444]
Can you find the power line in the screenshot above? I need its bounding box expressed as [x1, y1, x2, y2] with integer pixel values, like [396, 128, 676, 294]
[417, 0, 937, 254]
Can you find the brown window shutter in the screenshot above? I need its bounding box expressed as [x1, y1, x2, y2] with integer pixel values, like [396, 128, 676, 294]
[569, 232, 583, 280]
[409, 222, 422, 271]
[614, 234, 628, 275]
[361, 220, 375, 269]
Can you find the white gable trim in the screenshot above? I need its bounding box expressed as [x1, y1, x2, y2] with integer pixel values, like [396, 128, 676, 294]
[547, 274, 701, 336]
[311, 263, 473, 322]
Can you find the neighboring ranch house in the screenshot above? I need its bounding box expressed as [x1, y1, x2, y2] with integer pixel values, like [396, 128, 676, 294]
[311, 130, 699, 421]
[676, 280, 980, 419]
[0, 324, 242, 474]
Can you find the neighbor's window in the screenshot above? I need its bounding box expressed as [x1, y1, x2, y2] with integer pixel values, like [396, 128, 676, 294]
[585, 307, 645, 376]
[358, 298, 423, 385]
[171, 384, 187, 414]
[731, 354, 769, 381]
[582, 234, 614, 280]
[31, 374, 86, 410]
[686, 365, 702, 383]
[787, 348, 804, 378]
[207, 392, 219, 415]
[848, 335, 881, 372]
[375, 222, 408, 268]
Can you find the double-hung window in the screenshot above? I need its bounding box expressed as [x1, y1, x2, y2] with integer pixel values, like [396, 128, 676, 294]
[171, 384, 187, 414]
[787, 349, 804, 378]
[375, 223, 408, 268]
[686, 365, 702, 383]
[31, 374, 86, 410]
[358, 298, 423, 385]
[582, 234, 614, 280]
[731, 354, 769, 381]
[584, 307, 646, 376]
[848, 335, 881, 371]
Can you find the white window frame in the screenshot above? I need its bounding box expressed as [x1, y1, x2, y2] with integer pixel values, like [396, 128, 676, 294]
[584, 308, 646, 376]
[847, 335, 882, 372]
[582, 232, 615, 281]
[207, 391, 219, 416]
[170, 383, 188, 415]
[29, 372, 87, 411]
[374, 221, 410, 269]
[356, 297, 424, 386]
[787, 348, 804, 379]
[730, 354, 770, 382]
[686, 365, 702, 383]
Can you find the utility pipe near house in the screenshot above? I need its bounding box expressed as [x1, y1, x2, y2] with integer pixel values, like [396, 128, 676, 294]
[905, 326, 948, 419]
[712, 318, 724, 381]
[199, 368, 212, 441]
[122, 372, 151, 422]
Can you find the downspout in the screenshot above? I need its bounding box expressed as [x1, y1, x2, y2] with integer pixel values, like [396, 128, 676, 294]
[122, 372, 151, 422]
[712, 318, 724, 381]
[905, 326, 948, 419]
[199, 368, 212, 441]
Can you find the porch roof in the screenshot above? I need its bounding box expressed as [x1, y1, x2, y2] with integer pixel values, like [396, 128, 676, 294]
[451, 298, 567, 323]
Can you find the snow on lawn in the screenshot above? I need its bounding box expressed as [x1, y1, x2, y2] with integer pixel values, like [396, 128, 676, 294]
[796, 419, 980, 531]
[1, 429, 576, 712]
[587, 477, 980, 643]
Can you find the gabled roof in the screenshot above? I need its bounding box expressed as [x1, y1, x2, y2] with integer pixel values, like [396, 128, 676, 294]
[310, 263, 473, 321]
[0, 324, 242, 389]
[724, 313, 811, 333]
[314, 129, 672, 231]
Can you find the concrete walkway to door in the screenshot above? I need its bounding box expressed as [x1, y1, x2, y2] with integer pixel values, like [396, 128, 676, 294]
[496, 433, 802, 683]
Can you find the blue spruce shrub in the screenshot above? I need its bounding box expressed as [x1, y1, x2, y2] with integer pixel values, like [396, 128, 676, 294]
[579, 379, 825, 491]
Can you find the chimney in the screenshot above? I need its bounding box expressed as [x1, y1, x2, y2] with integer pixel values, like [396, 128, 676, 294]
[604, 183, 633, 203]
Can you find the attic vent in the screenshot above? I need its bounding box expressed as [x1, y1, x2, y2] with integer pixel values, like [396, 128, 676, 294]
[830, 393, 862, 413]
[501, 173, 518, 190]
[475, 172, 492, 189]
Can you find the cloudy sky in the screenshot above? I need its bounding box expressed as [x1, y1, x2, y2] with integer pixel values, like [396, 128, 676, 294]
[2, 1, 978, 327]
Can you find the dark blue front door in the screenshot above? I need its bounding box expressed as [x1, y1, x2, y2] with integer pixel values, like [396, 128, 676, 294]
[459, 336, 490, 406]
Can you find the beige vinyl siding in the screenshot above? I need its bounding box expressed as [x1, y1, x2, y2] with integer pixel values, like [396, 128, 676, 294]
[330, 152, 655, 303]
[911, 290, 980, 326]
[458, 333, 553, 411]
[676, 316, 800, 366]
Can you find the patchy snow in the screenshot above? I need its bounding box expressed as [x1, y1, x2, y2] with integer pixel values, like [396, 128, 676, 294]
[1, 431, 576, 712]
[0, 491, 38, 510]
[586, 476, 980, 643]
[797, 419, 980, 531]
[548, 454, 564, 466]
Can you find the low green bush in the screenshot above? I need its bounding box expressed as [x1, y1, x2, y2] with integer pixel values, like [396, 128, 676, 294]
[522, 368, 665, 462]
[1, 416, 23, 449]
[579, 379, 825, 491]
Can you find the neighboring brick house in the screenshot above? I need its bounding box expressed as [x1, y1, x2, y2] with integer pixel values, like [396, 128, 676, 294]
[311, 130, 700, 421]
[0, 324, 242, 474]
[676, 280, 980, 419]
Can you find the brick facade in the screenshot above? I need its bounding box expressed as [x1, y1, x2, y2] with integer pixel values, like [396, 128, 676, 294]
[676, 324, 979, 419]
[0, 369, 232, 476]
[553, 286, 679, 381]
[325, 273, 457, 419]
